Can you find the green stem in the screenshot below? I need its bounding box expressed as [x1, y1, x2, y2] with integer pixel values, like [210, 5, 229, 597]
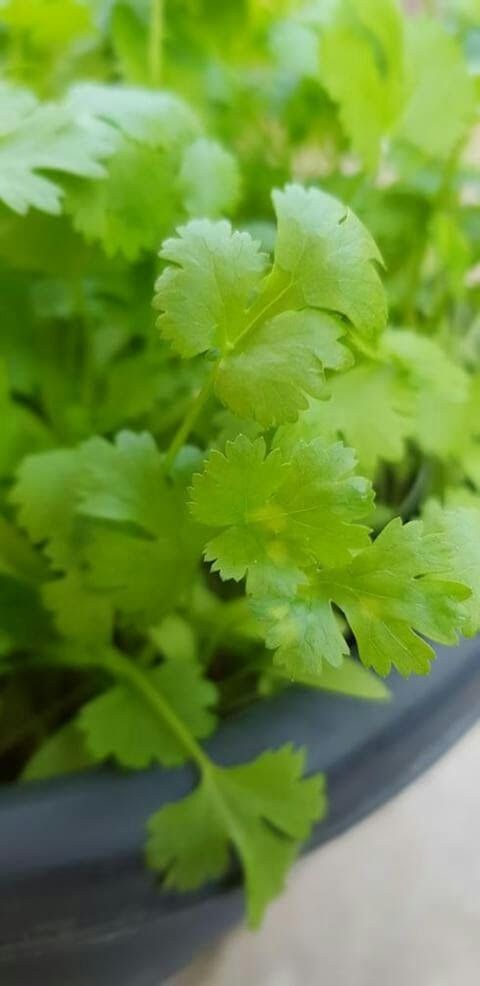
[233, 278, 295, 350]
[163, 368, 216, 473]
[148, 0, 163, 87]
[107, 650, 246, 852]
[398, 460, 432, 520]
[107, 649, 211, 772]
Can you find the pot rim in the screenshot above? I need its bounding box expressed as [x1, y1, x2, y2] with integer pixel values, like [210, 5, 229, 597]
[0, 637, 479, 961]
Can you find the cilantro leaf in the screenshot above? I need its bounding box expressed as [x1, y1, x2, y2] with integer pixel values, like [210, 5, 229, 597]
[11, 447, 82, 568]
[215, 309, 352, 428]
[267, 184, 386, 337]
[0, 83, 115, 215]
[63, 85, 220, 259]
[42, 569, 113, 643]
[279, 361, 412, 475]
[179, 137, 241, 217]
[320, 0, 403, 169]
[423, 502, 480, 637]
[66, 83, 198, 149]
[191, 435, 373, 588]
[266, 657, 391, 702]
[146, 745, 325, 927]
[77, 431, 203, 624]
[384, 330, 469, 457]
[397, 18, 475, 160]
[155, 219, 268, 358]
[79, 659, 217, 769]
[21, 721, 94, 781]
[83, 528, 199, 625]
[316, 518, 470, 677]
[77, 431, 167, 536]
[254, 589, 349, 674]
[155, 184, 386, 425]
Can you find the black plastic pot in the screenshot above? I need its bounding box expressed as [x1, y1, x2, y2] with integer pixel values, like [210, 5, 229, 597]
[1, 637, 480, 986]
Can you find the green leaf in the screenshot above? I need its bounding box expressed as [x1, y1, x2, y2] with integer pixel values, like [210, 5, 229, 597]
[397, 18, 475, 160]
[254, 589, 349, 674]
[383, 330, 469, 457]
[77, 431, 167, 536]
[11, 447, 81, 568]
[146, 745, 326, 927]
[317, 517, 471, 676]
[215, 309, 352, 428]
[270, 657, 391, 701]
[84, 526, 199, 625]
[0, 362, 52, 478]
[0, 575, 51, 654]
[63, 84, 200, 259]
[262, 184, 387, 338]
[155, 184, 387, 425]
[179, 137, 240, 217]
[423, 502, 480, 637]
[21, 721, 94, 781]
[79, 660, 217, 769]
[77, 431, 202, 623]
[42, 569, 113, 643]
[0, 83, 115, 215]
[66, 83, 198, 149]
[64, 140, 184, 260]
[320, 0, 404, 168]
[279, 361, 412, 475]
[155, 219, 268, 358]
[150, 614, 198, 663]
[1, 0, 94, 51]
[0, 516, 46, 583]
[191, 435, 373, 588]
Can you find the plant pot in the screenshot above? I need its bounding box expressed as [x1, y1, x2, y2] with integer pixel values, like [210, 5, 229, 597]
[1, 637, 479, 986]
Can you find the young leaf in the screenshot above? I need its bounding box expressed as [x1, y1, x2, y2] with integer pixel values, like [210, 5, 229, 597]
[0, 83, 115, 215]
[155, 219, 268, 358]
[11, 447, 82, 568]
[254, 589, 349, 675]
[268, 657, 391, 702]
[191, 435, 373, 589]
[42, 569, 113, 643]
[155, 184, 387, 425]
[316, 518, 471, 677]
[397, 18, 475, 160]
[320, 0, 403, 168]
[21, 721, 94, 781]
[179, 137, 241, 217]
[422, 502, 480, 637]
[79, 660, 217, 769]
[215, 310, 352, 428]
[146, 746, 325, 927]
[76, 431, 203, 623]
[77, 431, 167, 536]
[63, 84, 201, 259]
[267, 184, 386, 338]
[279, 362, 413, 475]
[383, 330, 469, 457]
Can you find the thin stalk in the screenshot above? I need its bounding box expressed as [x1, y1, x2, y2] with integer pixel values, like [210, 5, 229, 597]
[233, 279, 294, 350]
[163, 368, 216, 473]
[148, 0, 163, 87]
[107, 649, 210, 771]
[107, 651, 246, 847]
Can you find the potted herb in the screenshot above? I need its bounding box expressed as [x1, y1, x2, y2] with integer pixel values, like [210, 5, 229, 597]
[1, 1, 480, 983]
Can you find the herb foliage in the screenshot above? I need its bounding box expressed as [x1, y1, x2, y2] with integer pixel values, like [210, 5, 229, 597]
[1, 0, 480, 923]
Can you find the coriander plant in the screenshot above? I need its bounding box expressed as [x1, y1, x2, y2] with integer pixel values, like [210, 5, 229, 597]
[1, 0, 480, 925]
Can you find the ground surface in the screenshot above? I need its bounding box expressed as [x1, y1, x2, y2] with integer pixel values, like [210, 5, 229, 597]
[170, 723, 480, 986]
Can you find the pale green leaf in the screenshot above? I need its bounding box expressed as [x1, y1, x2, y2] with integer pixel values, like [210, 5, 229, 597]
[179, 137, 240, 217]
[79, 660, 217, 768]
[146, 745, 325, 926]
